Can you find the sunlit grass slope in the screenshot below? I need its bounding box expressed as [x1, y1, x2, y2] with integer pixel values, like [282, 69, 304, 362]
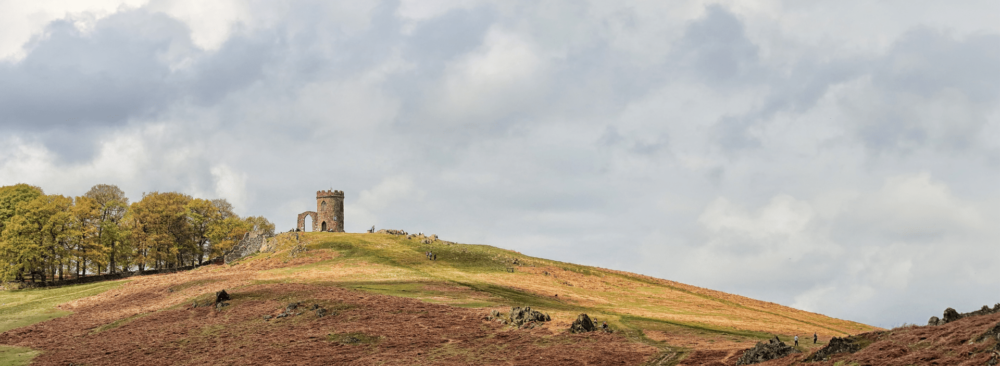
[0, 281, 123, 333]
[0, 281, 123, 365]
[243, 232, 877, 342]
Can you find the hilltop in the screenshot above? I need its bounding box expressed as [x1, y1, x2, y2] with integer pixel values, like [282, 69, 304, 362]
[0, 232, 878, 365]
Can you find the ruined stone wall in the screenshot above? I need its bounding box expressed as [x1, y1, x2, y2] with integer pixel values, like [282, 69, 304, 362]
[225, 231, 268, 264]
[316, 190, 344, 232]
[296, 211, 317, 232]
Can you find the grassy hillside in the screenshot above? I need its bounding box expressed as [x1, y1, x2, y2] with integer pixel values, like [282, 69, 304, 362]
[255, 233, 875, 337]
[0, 232, 879, 365]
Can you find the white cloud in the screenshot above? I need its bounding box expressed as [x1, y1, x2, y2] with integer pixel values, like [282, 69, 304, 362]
[846, 173, 982, 239]
[210, 164, 248, 213]
[145, 0, 249, 51]
[348, 176, 425, 230]
[425, 26, 550, 124]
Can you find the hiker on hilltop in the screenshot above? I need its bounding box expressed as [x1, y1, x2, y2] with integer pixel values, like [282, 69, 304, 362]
[813, 332, 817, 344]
[794, 335, 798, 346]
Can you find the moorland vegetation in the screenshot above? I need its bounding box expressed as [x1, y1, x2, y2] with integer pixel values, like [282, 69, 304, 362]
[0, 231, 888, 364]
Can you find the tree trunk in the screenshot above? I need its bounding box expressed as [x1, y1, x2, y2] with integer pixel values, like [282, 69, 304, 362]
[110, 240, 116, 274]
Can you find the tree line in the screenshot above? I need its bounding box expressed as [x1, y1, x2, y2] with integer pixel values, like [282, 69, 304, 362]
[0, 183, 274, 283]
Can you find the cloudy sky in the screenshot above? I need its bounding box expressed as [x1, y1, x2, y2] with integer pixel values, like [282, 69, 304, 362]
[2, 0, 999, 327]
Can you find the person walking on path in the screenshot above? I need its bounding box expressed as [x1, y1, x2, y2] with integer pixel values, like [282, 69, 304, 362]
[794, 335, 798, 347]
[813, 333, 817, 344]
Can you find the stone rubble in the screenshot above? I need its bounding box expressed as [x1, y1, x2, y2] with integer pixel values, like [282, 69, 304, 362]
[735, 336, 800, 365]
[485, 307, 551, 329]
[928, 304, 1000, 326]
[805, 336, 861, 362]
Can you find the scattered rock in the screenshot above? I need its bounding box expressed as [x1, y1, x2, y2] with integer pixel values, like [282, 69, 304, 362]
[310, 304, 319, 310]
[929, 304, 1000, 326]
[943, 307, 961, 323]
[735, 336, 800, 365]
[569, 314, 597, 333]
[485, 307, 551, 328]
[806, 336, 861, 361]
[316, 308, 328, 317]
[286, 302, 300, 312]
[215, 289, 231, 303]
[486, 309, 503, 322]
[263, 315, 272, 321]
[928, 316, 942, 326]
[216, 301, 229, 310]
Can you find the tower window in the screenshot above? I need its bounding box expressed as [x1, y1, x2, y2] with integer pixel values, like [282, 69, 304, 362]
[321, 201, 327, 210]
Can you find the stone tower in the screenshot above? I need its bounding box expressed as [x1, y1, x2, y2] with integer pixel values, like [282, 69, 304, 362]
[296, 189, 345, 232]
[315, 190, 344, 232]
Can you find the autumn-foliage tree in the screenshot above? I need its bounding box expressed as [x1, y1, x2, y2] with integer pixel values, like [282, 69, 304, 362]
[0, 183, 274, 283]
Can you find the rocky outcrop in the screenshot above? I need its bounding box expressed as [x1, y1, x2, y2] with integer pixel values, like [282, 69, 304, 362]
[215, 289, 231, 303]
[928, 304, 1000, 326]
[570, 314, 597, 333]
[225, 231, 269, 264]
[376, 229, 408, 235]
[975, 322, 1000, 343]
[485, 307, 551, 329]
[735, 336, 800, 365]
[806, 336, 861, 362]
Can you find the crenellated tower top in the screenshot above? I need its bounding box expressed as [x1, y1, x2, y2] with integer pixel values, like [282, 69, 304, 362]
[317, 190, 344, 198]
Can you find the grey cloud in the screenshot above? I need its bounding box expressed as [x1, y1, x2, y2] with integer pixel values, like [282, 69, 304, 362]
[712, 115, 760, 152]
[875, 28, 1000, 103]
[0, 9, 278, 131]
[0, 14, 188, 129]
[673, 5, 761, 86]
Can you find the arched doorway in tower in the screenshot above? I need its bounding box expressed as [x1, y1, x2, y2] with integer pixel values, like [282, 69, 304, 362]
[321, 221, 327, 231]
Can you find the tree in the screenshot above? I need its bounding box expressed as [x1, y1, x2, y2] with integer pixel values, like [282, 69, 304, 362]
[206, 216, 252, 259]
[0, 184, 43, 235]
[130, 192, 192, 269]
[212, 199, 236, 219]
[244, 216, 275, 237]
[84, 184, 128, 273]
[0, 184, 45, 282]
[185, 198, 219, 265]
[70, 196, 102, 277]
[0, 194, 73, 282]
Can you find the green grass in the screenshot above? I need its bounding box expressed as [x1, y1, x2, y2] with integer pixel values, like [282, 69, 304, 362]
[621, 315, 774, 341]
[0, 280, 121, 366]
[0, 280, 123, 333]
[303, 234, 525, 274]
[0, 345, 39, 366]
